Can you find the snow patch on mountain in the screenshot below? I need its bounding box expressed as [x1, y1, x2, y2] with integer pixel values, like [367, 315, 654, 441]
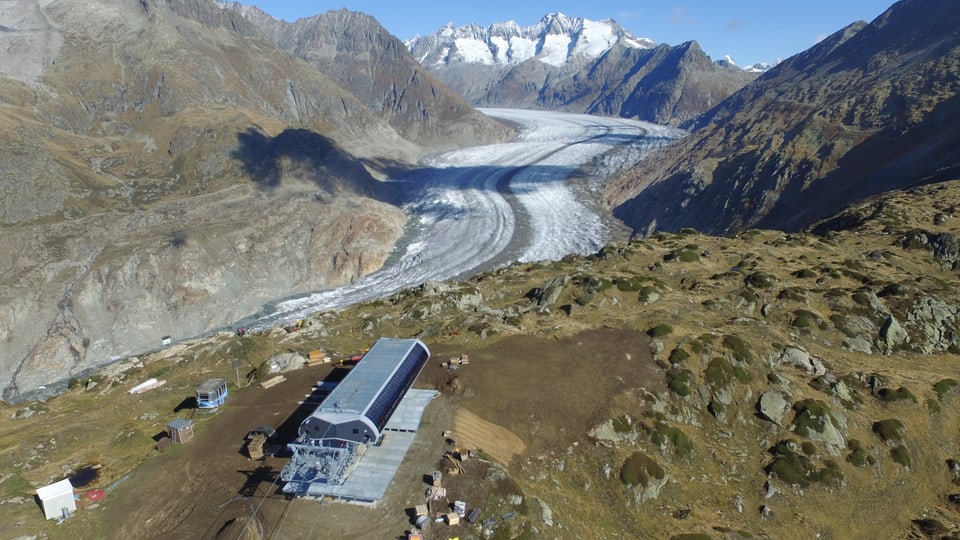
[407, 12, 655, 68]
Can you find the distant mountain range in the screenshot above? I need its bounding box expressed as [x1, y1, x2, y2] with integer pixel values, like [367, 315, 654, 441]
[406, 13, 760, 126]
[605, 0, 960, 236]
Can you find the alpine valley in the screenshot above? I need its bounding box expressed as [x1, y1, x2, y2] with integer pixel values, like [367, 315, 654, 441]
[2, 1, 960, 539]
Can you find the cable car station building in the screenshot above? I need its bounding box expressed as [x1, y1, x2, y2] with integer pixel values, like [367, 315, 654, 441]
[281, 337, 437, 503]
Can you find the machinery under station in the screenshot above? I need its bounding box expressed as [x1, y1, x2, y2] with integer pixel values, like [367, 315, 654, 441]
[280, 337, 437, 504]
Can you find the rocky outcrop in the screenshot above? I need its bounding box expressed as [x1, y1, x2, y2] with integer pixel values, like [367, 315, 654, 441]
[757, 391, 791, 426]
[532, 276, 570, 307]
[231, 7, 514, 151]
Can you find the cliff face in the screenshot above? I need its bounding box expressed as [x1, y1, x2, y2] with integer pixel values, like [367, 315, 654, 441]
[606, 0, 960, 236]
[0, 0, 426, 401]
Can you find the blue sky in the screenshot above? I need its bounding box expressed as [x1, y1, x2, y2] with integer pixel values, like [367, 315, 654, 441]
[243, 1, 896, 66]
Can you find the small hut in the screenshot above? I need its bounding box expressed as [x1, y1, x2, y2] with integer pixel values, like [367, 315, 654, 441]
[195, 378, 228, 408]
[36, 478, 75, 520]
[167, 419, 194, 444]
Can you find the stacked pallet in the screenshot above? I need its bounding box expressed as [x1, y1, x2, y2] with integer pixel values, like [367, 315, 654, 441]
[305, 349, 330, 367]
[259, 375, 286, 389]
[441, 353, 470, 369]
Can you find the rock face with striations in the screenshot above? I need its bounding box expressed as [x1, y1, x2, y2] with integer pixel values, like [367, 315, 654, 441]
[0, 0, 494, 401]
[605, 0, 960, 236]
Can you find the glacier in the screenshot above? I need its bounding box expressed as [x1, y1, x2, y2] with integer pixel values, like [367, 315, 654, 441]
[239, 109, 683, 330]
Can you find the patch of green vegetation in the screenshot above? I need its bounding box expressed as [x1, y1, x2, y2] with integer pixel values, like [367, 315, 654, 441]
[614, 276, 643, 292]
[707, 401, 726, 421]
[766, 446, 815, 487]
[872, 419, 906, 443]
[792, 399, 839, 437]
[879, 281, 916, 298]
[648, 323, 674, 338]
[150, 364, 173, 379]
[704, 356, 751, 388]
[678, 227, 700, 236]
[791, 309, 822, 329]
[668, 369, 694, 397]
[843, 259, 869, 271]
[688, 337, 707, 354]
[876, 386, 917, 403]
[934, 378, 959, 399]
[801, 441, 817, 456]
[735, 287, 758, 304]
[575, 292, 595, 306]
[745, 271, 776, 289]
[766, 439, 844, 488]
[890, 445, 911, 467]
[792, 268, 818, 279]
[0, 471, 34, 499]
[647, 421, 694, 458]
[823, 288, 848, 298]
[612, 415, 632, 434]
[846, 439, 877, 467]
[851, 291, 872, 305]
[638, 285, 659, 303]
[778, 287, 807, 302]
[677, 249, 700, 262]
[722, 334, 753, 363]
[669, 347, 690, 365]
[810, 459, 845, 487]
[926, 397, 941, 414]
[620, 451, 666, 487]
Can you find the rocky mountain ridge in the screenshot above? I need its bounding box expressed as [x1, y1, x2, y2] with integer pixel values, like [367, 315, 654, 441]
[406, 12, 656, 68]
[605, 0, 960, 236]
[223, 5, 513, 151]
[408, 14, 757, 126]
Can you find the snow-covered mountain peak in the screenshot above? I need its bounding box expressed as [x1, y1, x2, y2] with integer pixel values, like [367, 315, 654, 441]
[406, 13, 656, 68]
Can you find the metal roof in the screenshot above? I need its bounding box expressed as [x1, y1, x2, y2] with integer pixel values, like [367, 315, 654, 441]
[167, 418, 193, 430]
[195, 378, 226, 393]
[312, 338, 429, 419]
[36, 478, 74, 500]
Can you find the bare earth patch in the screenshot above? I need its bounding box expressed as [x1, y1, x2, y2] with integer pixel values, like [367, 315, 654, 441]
[452, 408, 526, 465]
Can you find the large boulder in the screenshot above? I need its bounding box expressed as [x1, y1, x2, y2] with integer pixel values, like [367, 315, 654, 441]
[757, 390, 791, 426]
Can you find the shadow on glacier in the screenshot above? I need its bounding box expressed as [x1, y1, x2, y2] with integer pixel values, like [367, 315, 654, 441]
[232, 127, 402, 204]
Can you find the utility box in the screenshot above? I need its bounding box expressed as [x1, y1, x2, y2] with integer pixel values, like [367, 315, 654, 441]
[36, 478, 76, 520]
[167, 418, 194, 444]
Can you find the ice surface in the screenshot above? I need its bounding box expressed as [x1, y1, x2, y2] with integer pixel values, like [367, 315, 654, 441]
[240, 110, 684, 330]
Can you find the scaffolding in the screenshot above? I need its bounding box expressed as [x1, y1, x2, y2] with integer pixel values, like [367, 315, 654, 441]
[280, 438, 364, 494]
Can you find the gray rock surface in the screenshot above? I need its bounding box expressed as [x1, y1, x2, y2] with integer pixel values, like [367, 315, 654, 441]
[758, 390, 791, 426]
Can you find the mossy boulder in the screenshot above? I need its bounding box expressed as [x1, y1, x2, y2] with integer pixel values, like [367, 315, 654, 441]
[872, 418, 906, 443]
[765, 440, 844, 488]
[620, 451, 668, 503]
[791, 399, 845, 455]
